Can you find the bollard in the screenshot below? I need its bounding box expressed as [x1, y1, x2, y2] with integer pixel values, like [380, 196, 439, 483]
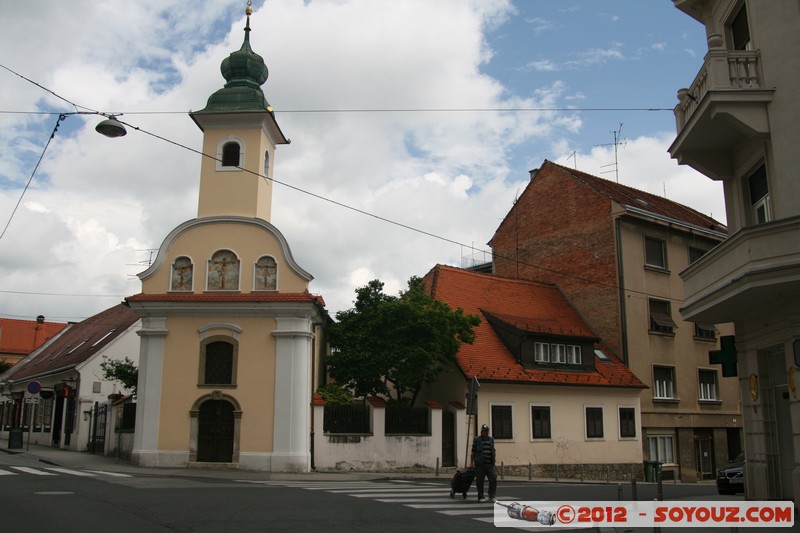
[580, 464, 584, 482]
[528, 462, 532, 481]
[436, 457, 439, 477]
[500, 461, 505, 480]
[631, 478, 638, 501]
[617, 483, 623, 501]
[656, 468, 663, 501]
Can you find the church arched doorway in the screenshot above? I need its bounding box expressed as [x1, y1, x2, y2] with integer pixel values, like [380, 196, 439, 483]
[197, 399, 234, 462]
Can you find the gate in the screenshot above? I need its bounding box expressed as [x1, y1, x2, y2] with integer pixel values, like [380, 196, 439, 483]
[91, 402, 107, 454]
[441, 410, 455, 467]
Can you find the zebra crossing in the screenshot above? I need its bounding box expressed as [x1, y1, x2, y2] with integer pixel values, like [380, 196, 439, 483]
[0, 466, 133, 478]
[235, 479, 512, 526]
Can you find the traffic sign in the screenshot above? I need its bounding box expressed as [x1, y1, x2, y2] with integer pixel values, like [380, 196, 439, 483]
[27, 381, 42, 395]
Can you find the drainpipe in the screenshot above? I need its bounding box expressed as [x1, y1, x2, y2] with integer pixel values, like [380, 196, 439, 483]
[615, 219, 630, 366]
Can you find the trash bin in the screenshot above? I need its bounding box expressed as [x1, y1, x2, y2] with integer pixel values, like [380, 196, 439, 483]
[7, 428, 23, 449]
[644, 460, 662, 482]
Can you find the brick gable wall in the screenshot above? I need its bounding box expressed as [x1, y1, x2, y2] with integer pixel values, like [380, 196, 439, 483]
[492, 164, 623, 357]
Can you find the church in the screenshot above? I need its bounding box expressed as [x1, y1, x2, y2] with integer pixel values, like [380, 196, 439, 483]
[126, 3, 328, 472]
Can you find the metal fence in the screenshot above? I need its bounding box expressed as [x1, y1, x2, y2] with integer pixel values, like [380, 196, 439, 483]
[323, 404, 370, 434]
[385, 405, 429, 435]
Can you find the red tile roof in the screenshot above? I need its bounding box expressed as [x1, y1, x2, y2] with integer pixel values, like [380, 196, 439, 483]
[9, 304, 139, 381]
[424, 265, 645, 388]
[126, 292, 325, 306]
[539, 160, 727, 233]
[0, 317, 68, 357]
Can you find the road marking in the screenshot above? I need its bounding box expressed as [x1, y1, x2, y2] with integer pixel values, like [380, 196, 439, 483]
[10, 467, 57, 476]
[45, 468, 97, 477]
[83, 470, 133, 477]
[0, 469, 18, 476]
[35, 491, 74, 495]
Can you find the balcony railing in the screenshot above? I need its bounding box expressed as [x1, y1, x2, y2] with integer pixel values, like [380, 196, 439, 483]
[675, 46, 764, 130]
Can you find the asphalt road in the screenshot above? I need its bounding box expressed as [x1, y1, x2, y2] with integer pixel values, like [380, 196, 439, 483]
[2, 451, 791, 533]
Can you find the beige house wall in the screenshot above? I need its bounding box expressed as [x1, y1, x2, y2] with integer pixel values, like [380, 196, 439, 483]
[474, 383, 642, 466]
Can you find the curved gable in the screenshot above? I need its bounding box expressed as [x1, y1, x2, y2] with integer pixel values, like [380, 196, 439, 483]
[138, 216, 312, 293]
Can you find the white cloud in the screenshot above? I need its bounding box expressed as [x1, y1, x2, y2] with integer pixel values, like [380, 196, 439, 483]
[0, 0, 722, 324]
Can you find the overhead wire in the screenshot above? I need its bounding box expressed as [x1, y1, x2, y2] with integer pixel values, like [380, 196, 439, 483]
[0, 67, 691, 313]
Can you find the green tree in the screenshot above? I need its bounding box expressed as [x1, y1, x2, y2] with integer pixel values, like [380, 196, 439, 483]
[0, 357, 12, 374]
[315, 383, 353, 405]
[99, 356, 138, 398]
[328, 277, 480, 404]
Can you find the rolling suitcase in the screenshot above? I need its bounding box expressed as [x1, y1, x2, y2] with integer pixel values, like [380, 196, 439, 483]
[449, 467, 475, 499]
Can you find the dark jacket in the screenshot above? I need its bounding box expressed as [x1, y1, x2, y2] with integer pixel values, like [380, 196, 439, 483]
[471, 435, 496, 466]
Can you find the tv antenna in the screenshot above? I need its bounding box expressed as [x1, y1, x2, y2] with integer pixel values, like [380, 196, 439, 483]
[595, 123, 627, 183]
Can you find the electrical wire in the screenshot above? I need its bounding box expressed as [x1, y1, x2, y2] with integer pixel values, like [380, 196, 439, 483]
[0, 114, 66, 240]
[0, 69, 697, 311]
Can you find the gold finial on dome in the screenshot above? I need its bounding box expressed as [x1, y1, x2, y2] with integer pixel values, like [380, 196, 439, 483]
[246, 0, 252, 17]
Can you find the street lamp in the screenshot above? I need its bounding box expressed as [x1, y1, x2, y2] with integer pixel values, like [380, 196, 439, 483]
[95, 115, 127, 137]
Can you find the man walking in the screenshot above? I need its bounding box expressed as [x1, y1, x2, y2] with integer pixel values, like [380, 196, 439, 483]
[471, 423, 497, 502]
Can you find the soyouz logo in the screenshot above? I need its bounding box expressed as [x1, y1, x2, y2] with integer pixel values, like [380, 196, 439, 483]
[493, 501, 795, 528]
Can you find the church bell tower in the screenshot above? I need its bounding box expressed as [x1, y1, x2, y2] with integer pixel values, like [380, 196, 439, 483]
[190, 1, 289, 222]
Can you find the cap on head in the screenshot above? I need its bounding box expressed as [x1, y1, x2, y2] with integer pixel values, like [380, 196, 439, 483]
[481, 424, 489, 432]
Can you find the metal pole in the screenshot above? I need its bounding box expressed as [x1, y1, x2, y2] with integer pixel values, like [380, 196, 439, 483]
[26, 399, 32, 451]
[631, 478, 638, 501]
[656, 467, 664, 501]
[436, 457, 439, 477]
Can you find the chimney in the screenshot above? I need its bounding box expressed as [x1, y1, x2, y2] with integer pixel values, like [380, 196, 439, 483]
[36, 315, 45, 324]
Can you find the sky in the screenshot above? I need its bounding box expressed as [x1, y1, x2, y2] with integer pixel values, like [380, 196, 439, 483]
[0, 0, 725, 323]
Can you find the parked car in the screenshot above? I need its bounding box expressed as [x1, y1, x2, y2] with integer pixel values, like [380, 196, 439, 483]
[717, 451, 745, 495]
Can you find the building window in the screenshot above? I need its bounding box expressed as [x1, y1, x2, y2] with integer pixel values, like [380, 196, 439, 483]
[202, 340, 235, 385]
[585, 406, 603, 439]
[619, 407, 636, 438]
[645, 236, 666, 269]
[748, 164, 770, 224]
[699, 369, 718, 401]
[530, 405, 551, 440]
[730, 3, 751, 51]
[263, 149, 270, 180]
[694, 323, 717, 341]
[551, 344, 566, 363]
[491, 404, 513, 440]
[567, 345, 582, 365]
[171, 256, 194, 291]
[534, 342, 549, 363]
[688, 246, 707, 265]
[653, 366, 676, 399]
[207, 250, 240, 291]
[254, 256, 277, 290]
[647, 434, 675, 463]
[221, 141, 241, 167]
[649, 299, 676, 335]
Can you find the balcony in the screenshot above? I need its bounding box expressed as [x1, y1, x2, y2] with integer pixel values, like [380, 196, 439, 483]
[669, 36, 774, 180]
[679, 215, 800, 324]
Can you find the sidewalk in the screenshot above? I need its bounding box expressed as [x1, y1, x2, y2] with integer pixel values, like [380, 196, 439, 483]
[3, 443, 718, 487]
[2, 443, 390, 481]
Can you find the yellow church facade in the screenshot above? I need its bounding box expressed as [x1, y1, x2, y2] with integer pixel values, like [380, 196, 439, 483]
[127, 4, 327, 472]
